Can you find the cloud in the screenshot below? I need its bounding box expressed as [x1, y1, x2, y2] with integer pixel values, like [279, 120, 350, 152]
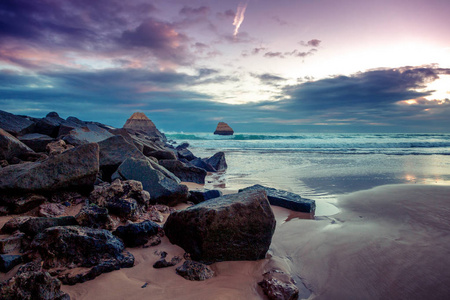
[179, 6, 211, 17]
[233, 2, 249, 37]
[252, 73, 286, 84]
[300, 39, 322, 47]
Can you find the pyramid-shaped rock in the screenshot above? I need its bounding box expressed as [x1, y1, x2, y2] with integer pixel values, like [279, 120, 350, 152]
[122, 112, 165, 140]
[214, 122, 234, 135]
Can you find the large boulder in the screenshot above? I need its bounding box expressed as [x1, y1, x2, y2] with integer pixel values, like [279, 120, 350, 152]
[34, 112, 65, 138]
[98, 135, 146, 180]
[159, 159, 207, 184]
[164, 189, 276, 263]
[18, 133, 55, 153]
[123, 112, 165, 140]
[0, 143, 99, 195]
[239, 184, 316, 213]
[113, 220, 161, 247]
[188, 190, 222, 204]
[176, 147, 197, 161]
[0, 270, 70, 300]
[61, 123, 114, 146]
[0, 110, 35, 136]
[205, 152, 227, 171]
[0, 128, 34, 162]
[115, 157, 189, 206]
[213, 122, 234, 135]
[30, 226, 134, 284]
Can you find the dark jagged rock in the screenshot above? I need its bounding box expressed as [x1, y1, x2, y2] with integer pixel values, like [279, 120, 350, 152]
[146, 149, 177, 161]
[18, 133, 55, 153]
[188, 190, 222, 204]
[175, 142, 189, 150]
[30, 226, 134, 283]
[113, 220, 161, 247]
[0, 110, 35, 136]
[0, 143, 99, 194]
[153, 254, 182, 269]
[46, 140, 74, 156]
[258, 270, 299, 300]
[164, 189, 276, 263]
[189, 158, 216, 172]
[0, 128, 34, 162]
[116, 157, 189, 206]
[61, 123, 114, 146]
[159, 159, 207, 184]
[175, 260, 214, 281]
[89, 179, 150, 220]
[19, 216, 78, 237]
[38, 203, 66, 218]
[0, 254, 22, 273]
[205, 152, 227, 171]
[0, 270, 70, 300]
[213, 122, 234, 135]
[98, 135, 146, 181]
[176, 148, 196, 161]
[1, 216, 31, 234]
[0, 233, 25, 254]
[1, 194, 47, 214]
[34, 112, 65, 138]
[75, 205, 114, 230]
[239, 184, 316, 213]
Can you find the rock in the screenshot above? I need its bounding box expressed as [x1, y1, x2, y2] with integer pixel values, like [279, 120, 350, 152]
[123, 112, 165, 140]
[1, 194, 47, 214]
[164, 189, 276, 263]
[98, 135, 146, 181]
[0, 270, 70, 300]
[18, 133, 55, 153]
[146, 149, 177, 161]
[19, 216, 78, 237]
[113, 220, 161, 248]
[50, 191, 86, 205]
[0, 128, 35, 162]
[159, 159, 207, 184]
[189, 158, 216, 172]
[89, 179, 150, 220]
[61, 123, 114, 146]
[0, 143, 99, 194]
[30, 226, 134, 283]
[175, 142, 189, 150]
[239, 184, 316, 213]
[213, 122, 234, 135]
[258, 270, 299, 300]
[0, 233, 25, 254]
[116, 157, 189, 206]
[205, 152, 227, 171]
[188, 190, 222, 204]
[75, 205, 114, 230]
[146, 159, 181, 183]
[1, 217, 31, 234]
[175, 260, 214, 281]
[38, 203, 66, 218]
[153, 253, 181, 269]
[0, 110, 35, 136]
[46, 140, 74, 155]
[176, 148, 196, 161]
[0, 254, 22, 273]
[34, 112, 65, 138]
[147, 207, 164, 223]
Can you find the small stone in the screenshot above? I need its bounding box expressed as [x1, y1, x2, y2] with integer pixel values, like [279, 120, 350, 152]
[175, 260, 214, 281]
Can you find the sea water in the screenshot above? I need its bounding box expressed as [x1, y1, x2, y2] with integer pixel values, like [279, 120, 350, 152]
[167, 133, 450, 214]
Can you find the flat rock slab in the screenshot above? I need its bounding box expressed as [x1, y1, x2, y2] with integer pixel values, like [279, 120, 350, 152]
[239, 184, 315, 213]
[164, 189, 276, 263]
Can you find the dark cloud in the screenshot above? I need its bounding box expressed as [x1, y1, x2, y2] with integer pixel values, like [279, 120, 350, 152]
[252, 73, 286, 84]
[179, 6, 210, 17]
[300, 39, 322, 47]
[216, 9, 235, 19]
[264, 52, 285, 58]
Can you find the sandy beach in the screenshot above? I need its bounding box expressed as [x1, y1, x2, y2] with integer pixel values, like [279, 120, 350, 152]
[51, 184, 450, 299]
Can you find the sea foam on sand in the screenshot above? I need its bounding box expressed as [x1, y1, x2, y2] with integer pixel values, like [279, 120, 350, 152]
[59, 184, 450, 299]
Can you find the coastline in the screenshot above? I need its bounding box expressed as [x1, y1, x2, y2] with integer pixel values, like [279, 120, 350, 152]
[56, 183, 450, 300]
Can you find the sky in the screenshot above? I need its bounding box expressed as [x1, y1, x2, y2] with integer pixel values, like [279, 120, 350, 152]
[1, 0, 450, 133]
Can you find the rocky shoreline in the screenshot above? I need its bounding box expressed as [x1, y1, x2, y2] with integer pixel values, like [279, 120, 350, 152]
[0, 110, 315, 300]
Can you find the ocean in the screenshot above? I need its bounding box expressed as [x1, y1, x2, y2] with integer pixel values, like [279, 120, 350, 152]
[167, 132, 450, 215]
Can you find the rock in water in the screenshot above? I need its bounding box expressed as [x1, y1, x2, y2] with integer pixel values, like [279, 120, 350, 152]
[123, 112, 165, 140]
[213, 122, 234, 135]
[0, 143, 99, 194]
[159, 159, 207, 184]
[239, 184, 316, 213]
[164, 189, 276, 263]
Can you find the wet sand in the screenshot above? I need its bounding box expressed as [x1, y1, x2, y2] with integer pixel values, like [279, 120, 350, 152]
[3, 184, 450, 299]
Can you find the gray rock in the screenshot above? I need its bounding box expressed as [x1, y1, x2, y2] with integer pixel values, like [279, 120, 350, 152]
[0, 110, 35, 136]
[164, 189, 276, 263]
[113, 220, 161, 247]
[159, 159, 207, 184]
[175, 260, 214, 281]
[61, 123, 114, 146]
[205, 152, 227, 171]
[239, 184, 316, 213]
[0, 143, 99, 194]
[189, 158, 216, 172]
[188, 190, 222, 204]
[18, 133, 54, 153]
[0, 128, 34, 162]
[116, 157, 188, 206]
[0, 254, 22, 273]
